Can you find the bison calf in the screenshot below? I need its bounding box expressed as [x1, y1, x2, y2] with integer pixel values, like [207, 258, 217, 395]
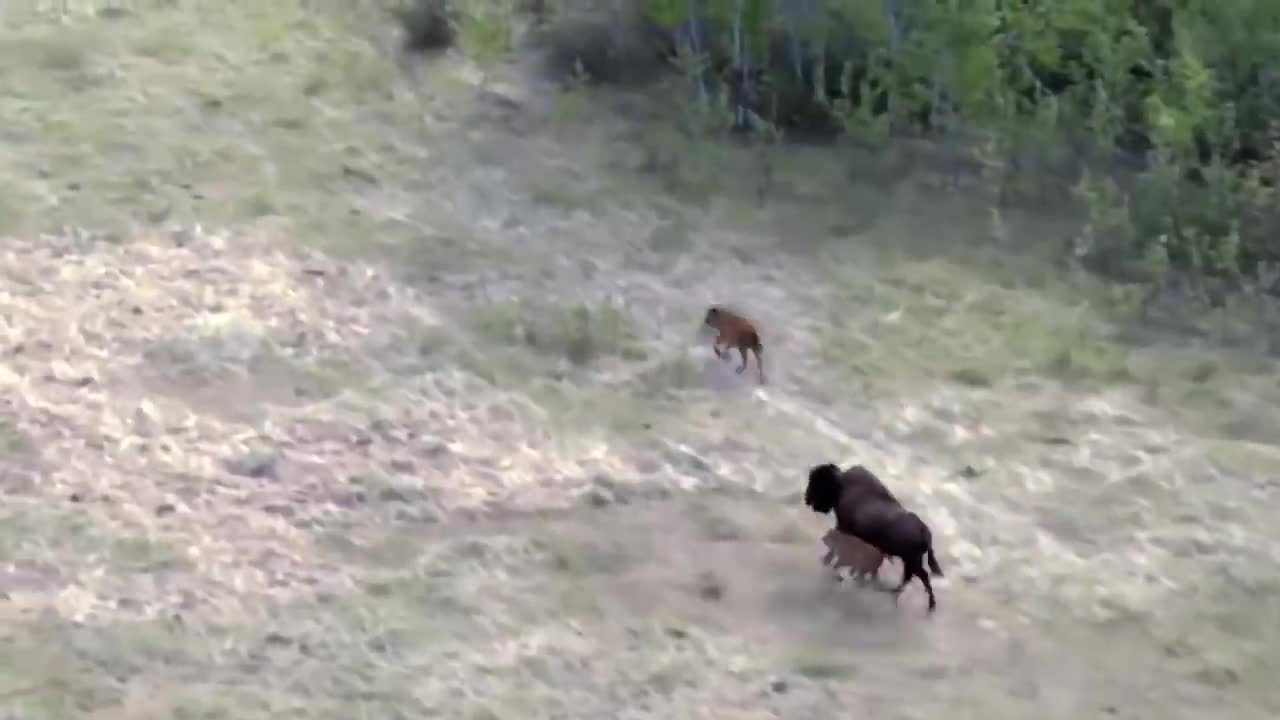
[821, 527, 887, 582]
[703, 305, 765, 383]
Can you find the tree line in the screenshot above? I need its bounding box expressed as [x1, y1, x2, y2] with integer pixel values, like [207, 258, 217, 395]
[402, 0, 1280, 296]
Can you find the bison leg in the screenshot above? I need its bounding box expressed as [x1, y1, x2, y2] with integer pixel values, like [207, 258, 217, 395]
[891, 560, 914, 604]
[916, 565, 937, 612]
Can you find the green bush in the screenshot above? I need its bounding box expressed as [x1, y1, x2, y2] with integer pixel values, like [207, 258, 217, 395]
[392, 0, 455, 53]
[382, 0, 1280, 299]
[489, 0, 1280, 298]
[534, 1, 672, 85]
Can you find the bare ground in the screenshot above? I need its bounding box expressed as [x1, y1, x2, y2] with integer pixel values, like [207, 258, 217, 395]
[0, 3, 1278, 718]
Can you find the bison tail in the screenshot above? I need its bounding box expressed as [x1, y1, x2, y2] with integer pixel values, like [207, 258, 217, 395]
[926, 546, 943, 577]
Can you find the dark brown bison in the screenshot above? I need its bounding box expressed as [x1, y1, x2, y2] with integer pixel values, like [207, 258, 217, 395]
[805, 462, 944, 611]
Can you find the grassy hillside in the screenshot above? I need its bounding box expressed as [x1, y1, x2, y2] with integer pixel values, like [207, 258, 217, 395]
[0, 2, 1277, 718]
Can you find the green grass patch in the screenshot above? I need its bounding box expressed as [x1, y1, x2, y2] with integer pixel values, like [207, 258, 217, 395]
[0, 2, 443, 250]
[791, 652, 859, 680]
[525, 169, 598, 211]
[455, 0, 516, 63]
[0, 417, 36, 459]
[818, 255, 1134, 388]
[527, 378, 671, 438]
[0, 498, 190, 579]
[466, 298, 645, 372]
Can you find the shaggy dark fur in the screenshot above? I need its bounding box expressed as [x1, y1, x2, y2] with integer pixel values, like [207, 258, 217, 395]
[805, 462, 944, 611]
[806, 463, 899, 509]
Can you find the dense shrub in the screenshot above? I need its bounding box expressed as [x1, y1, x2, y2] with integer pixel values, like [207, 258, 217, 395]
[534, 2, 672, 85]
[392, 0, 455, 53]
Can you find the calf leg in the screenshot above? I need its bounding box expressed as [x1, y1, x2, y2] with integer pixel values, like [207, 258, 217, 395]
[865, 556, 896, 590]
[820, 544, 850, 583]
[853, 553, 882, 583]
[736, 346, 749, 373]
[821, 548, 836, 566]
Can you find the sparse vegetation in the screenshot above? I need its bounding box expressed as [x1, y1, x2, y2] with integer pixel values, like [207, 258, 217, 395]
[647, 217, 694, 254]
[792, 654, 858, 681]
[467, 299, 644, 371]
[815, 252, 1128, 388]
[0, 418, 35, 458]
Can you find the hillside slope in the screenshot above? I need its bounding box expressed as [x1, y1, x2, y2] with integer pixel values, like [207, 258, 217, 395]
[0, 3, 1277, 718]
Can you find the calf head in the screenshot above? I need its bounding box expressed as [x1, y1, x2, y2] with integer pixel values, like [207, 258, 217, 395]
[703, 306, 723, 328]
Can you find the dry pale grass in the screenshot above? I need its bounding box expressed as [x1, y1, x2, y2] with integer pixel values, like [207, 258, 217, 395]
[0, 219, 672, 615]
[0, 222, 764, 717]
